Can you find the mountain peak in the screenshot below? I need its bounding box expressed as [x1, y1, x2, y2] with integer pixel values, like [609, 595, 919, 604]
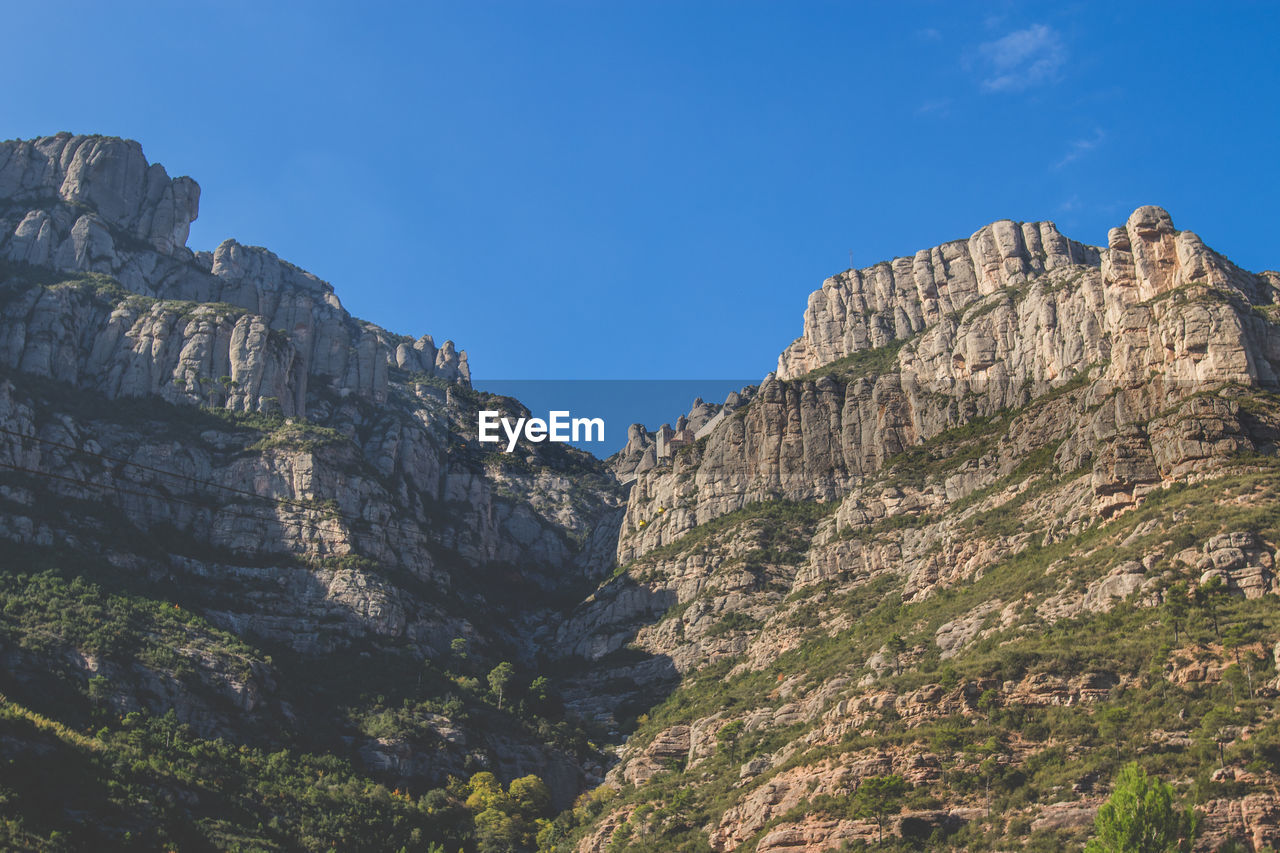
[777, 206, 1271, 380]
[0, 133, 199, 255]
[0, 134, 470, 415]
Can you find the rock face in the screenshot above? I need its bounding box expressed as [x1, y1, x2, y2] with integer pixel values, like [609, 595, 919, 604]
[613, 725, 691, 785]
[1197, 531, 1276, 597]
[616, 206, 1280, 564]
[556, 208, 1280, 703]
[0, 133, 468, 422]
[5, 133, 1280, 852]
[0, 143, 616, 608]
[563, 207, 1280, 716]
[610, 389, 755, 482]
[776, 219, 1100, 379]
[0, 134, 624, 801]
[0, 134, 200, 256]
[777, 207, 1272, 382]
[557, 205, 1280, 853]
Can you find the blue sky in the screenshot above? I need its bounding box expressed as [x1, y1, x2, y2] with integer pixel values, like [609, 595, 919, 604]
[5, 1, 1278, 389]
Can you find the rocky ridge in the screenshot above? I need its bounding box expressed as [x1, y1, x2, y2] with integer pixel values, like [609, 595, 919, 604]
[0, 134, 626, 807]
[2, 132, 1280, 851]
[615, 205, 1280, 565]
[0, 133, 468, 419]
[551, 207, 1280, 852]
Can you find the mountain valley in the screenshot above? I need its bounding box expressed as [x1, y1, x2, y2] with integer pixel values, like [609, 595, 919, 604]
[1, 134, 1278, 852]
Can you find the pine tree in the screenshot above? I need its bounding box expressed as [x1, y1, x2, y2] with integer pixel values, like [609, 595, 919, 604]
[1085, 763, 1196, 853]
[1162, 582, 1189, 643]
[850, 774, 908, 845]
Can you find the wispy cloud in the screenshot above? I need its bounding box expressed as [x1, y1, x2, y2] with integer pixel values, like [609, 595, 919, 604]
[978, 24, 1067, 93]
[1054, 128, 1106, 169]
[915, 98, 953, 117]
[916, 27, 943, 42]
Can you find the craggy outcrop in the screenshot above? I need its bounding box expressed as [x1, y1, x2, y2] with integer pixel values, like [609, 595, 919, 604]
[5, 133, 1280, 851]
[0, 133, 468, 420]
[0, 135, 623, 800]
[618, 207, 1280, 563]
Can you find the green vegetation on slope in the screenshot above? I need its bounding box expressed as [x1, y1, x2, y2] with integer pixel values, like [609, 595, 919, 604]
[792, 337, 910, 383]
[548, 391, 1280, 852]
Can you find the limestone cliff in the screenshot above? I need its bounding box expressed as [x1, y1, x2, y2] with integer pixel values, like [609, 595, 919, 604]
[617, 206, 1280, 564]
[777, 218, 1100, 379]
[4, 132, 1280, 852]
[0, 133, 467, 420]
[0, 134, 625, 804]
[555, 206, 1280, 853]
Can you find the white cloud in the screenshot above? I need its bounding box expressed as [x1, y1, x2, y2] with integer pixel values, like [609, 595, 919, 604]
[915, 98, 953, 117]
[916, 27, 943, 42]
[1055, 128, 1106, 169]
[978, 24, 1067, 93]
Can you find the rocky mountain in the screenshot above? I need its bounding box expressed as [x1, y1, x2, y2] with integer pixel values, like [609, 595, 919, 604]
[548, 207, 1280, 851]
[0, 133, 468, 411]
[0, 135, 629, 846]
[0, 133, 1278, 853]
[616, 206, 1278, 564]
[609, 390, 755, 483]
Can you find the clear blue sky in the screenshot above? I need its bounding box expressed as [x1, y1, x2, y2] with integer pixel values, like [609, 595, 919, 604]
[5, 1, 1278, 383]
